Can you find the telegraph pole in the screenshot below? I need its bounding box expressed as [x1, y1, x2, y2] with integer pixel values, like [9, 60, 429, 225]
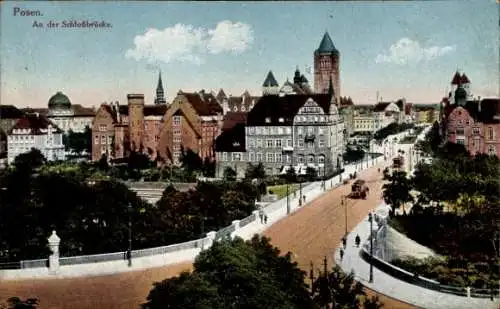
[368, 212, 374, 283]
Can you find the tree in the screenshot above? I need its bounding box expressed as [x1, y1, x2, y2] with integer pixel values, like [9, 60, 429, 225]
[202, 157, 215, 177]
[312, 265, 383, 309]
[415, 121, 441, 156]
[223, 166, 236, 181]
[285, 166, 298, 183]
[180, 148, 203, 173]
[343, 147, 365, 163]
[12, 148, 46, 171]
[128, 151, 153, 170]
[63, 126, 92, 155]
[0, 297, 39, 309]
[142, 236, 316, 309]
[382, 170, 413, 216]
[305, 167, 317, 182]
[97, 154, 109, 171]
[245, 162, 266, 179]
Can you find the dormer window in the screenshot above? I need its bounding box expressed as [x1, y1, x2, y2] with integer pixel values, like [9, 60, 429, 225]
[241, 106, 246, 112]
[232, 141, 240, 147]
[265, 117, 271, 123]
[278, 117, 284, 123]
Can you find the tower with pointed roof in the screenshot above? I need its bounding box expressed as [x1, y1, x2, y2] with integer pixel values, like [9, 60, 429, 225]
[262, 70, 279, 95]
[314, 32, 340, 101]
[154, 71, 166, 105]
[450, 71, 472, 104]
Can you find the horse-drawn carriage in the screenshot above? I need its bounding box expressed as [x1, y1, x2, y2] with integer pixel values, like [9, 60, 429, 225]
[350, 179, 369, 199]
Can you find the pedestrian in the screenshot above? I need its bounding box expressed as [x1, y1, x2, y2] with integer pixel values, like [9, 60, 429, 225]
[259, 210, 264, 223]
[342, 236, 347, 249]
[264, 215, 268, 224]
[339, 248, 344, 262]
[355, 234, 361, 248]
[303, 195, 306, 202]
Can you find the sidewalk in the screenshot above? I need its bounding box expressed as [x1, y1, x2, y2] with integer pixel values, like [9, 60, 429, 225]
[336, 212, 500, 309]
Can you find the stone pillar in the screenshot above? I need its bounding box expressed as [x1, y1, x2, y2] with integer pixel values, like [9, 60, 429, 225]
[466, 287, 471, 298]
[231, 220, 241, 239]
[252, 210, 260, 224]
[203, 231, 217, 249]
[47, 230, 60, 275]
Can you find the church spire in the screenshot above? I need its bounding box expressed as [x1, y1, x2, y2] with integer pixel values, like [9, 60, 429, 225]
[155, 70, 166, 105]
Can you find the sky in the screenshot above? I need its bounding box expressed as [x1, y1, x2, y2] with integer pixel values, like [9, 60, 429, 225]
[1, 1, 498, 109]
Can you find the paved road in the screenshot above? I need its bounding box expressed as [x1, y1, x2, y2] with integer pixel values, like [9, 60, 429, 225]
[0, 161, 411, 309]
[263, 162, 415, 309]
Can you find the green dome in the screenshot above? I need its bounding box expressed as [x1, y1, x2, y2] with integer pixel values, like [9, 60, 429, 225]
[48, 91, 71, 109]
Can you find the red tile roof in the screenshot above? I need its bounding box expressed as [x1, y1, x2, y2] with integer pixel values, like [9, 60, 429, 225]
[222, 112, 247, 131]
[179, 91, 223, 116]
[10, 114, 62, 135]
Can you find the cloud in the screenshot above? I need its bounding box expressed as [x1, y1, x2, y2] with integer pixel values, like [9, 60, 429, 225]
[375, 38, 455, 65]
[125, 21, 254, 65]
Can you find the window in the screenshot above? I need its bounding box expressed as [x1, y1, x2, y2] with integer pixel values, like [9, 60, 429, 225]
[265, 117, 271, 123]
[99, 124, 107, 132]
[278, 117, 284, 123]
[286, 127, 292, 134]
[248, 127, 255, 134]
[256, 139, 263, 147]
[275, 153, 282, 163]
[298, 139, 304, 148]
[473, 128, 480, 135]
[308, 141, 314, 148]
[275, 139, 282, 147]
[155, 136, 159, 142]
[297, 155, 304, 163]
[308, 126, 314, 134]
[222, 152, 228, 161]
[101, 145, 106, 154]
[173, 116, 181, 125]
[174, 129, 181, 136]
[318, 127, 324, 135]
[319, 138, 325, 148]
[94, 135, 99, 144]
[277, 127, 283, 134]
[298, 127, 303, 134]
[101, 135, 106, 143]
[318, 155, 325, 164]
[308, 155, 315, 163]
[287, 139, 292, 147]
[285, 154, 291, 163]
[248, 138, 254, 148]
[267, 139, 274, 148]
[256, 152, 263, 162]
[489, 127, 494, 140]
[267, 153, 274, 162]
[488, 145, 496, 156]
[456, 139, 465, 145]
[107, 136, 113, 144]
[249, 152, 255, 162]
[263, 127, 269, 135]
[232, 153, 241, 161]
[456, 128, 464, 136]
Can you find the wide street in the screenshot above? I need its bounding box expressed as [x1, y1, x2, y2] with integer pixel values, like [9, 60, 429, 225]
[0, 161, 413, 309]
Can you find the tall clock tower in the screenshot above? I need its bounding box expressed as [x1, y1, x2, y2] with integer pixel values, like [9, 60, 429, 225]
[314, 32, 340, 102]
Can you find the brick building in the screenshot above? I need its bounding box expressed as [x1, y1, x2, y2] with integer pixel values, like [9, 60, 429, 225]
[91, 95, 167, 161]
[314, 32, 340, 101]
[156, 90, 223, 165]
[441, 73, 500, 157]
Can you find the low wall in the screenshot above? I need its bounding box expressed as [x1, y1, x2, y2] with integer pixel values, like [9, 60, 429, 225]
[0, 157, 386, 280]
[360, 211, 499, 299]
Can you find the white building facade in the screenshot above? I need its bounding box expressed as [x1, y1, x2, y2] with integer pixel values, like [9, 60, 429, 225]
[7, 114, 65, 164]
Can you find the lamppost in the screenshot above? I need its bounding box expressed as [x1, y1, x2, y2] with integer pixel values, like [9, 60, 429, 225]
[342, 195, 347, 237]
[127, 203, 132, 267]
[299, 181, 303, 206]
[322, 162, 326, 191]
[368, 212, 374, 283]
[286, 178, 290, 215]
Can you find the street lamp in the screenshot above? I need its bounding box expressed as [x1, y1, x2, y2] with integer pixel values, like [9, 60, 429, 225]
[286, 179, 290, 215]
[299, 181, 303, 206]
[322, 162, 326, 191]
[342, 195, 347, 237]
[127, 203, 132, 267]
[368, 212, 374, 283]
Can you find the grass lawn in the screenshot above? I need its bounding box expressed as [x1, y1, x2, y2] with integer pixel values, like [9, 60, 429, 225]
[267, 184, 299, 199]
